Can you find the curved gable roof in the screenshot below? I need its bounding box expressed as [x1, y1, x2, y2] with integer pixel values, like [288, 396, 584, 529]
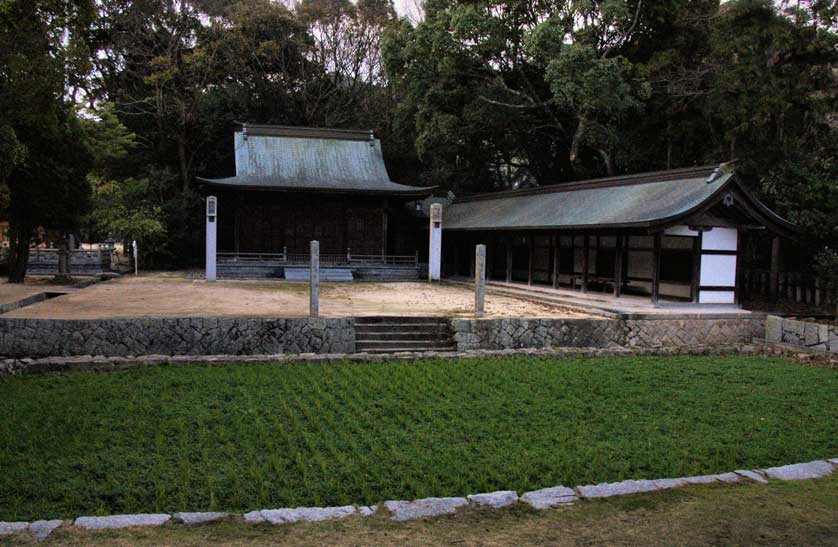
[444, 164, 796, 236]
[197, 125, 435, 197]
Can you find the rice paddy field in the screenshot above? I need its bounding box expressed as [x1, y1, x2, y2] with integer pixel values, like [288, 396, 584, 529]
[0, 354, 836, 521]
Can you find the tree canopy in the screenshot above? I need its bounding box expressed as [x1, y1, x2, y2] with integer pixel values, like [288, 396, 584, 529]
[0, 0, 836, 276]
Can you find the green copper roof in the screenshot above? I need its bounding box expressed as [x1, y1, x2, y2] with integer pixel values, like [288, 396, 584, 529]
[444, 165, 744, 231]
[197, 125, 435, 197]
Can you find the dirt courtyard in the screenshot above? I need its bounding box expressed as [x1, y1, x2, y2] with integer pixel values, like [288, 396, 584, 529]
[0, 276, 75, 305]
[5, 273, 588, 319]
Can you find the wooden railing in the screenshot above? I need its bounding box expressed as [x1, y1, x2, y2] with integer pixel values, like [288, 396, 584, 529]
[218, 250, 419, 267]
[738, 268, 836, 308]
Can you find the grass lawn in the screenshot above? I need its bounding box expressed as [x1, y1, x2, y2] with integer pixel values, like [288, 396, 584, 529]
[0, 355, 836, 521]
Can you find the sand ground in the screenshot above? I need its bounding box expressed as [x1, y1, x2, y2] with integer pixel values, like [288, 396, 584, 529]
[5, 272, 588, 319]
[0, 276, 76, 305]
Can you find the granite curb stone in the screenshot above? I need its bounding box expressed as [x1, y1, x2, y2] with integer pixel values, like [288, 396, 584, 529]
[467, 491, 519, 509]
[761, 460, 834, 481]
[520, 486, 577, 509]
[172, 512, 232, 524]
[260, 506, 357, 524]
[577, 479, 683, 498]
[29, 519, 63, 541]
[0, 522, 29, 536]
[734, 470, 768, 483]
[74, 514, 171, 530]
[358, 505, 378, 516]
[383, 498, 469, 521]
[1, 343, 777, 376]
[242, 510, 265, 522]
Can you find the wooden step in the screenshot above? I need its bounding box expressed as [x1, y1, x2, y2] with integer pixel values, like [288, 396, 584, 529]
[284, 267, 353, 282]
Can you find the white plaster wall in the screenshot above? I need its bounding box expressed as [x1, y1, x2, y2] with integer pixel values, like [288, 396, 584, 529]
[700, 254, 737, 286]
[698, 227, 738, 304]
[702, 227, 738, 251]
[664, 225, 700, 237]
[699, 290, 736, 304]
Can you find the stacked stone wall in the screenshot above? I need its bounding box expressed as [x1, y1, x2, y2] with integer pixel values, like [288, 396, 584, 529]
[452, 317, 765, 351]
[765, 315, 838, 353]
[0, 317, 355, 358]
[0, 315, 766, 359]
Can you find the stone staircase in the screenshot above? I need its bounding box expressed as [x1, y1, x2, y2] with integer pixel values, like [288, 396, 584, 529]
[354, 316, 456, 354]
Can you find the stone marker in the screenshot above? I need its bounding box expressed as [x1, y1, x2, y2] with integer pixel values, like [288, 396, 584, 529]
[260, 506, 356, 524]
[383, 497, 468, 521]
[467, 490, 518, 509]
[29, 520, 63, 541]
[520, 486, 578, 509]
[310, 240, 320, 317]
[74, 514, 171, 530]
[428, 203, 442, 281]
[475, 244, 486, 317]
[172, 512, 231, 524]
[205, 195, 217, 282]
[734, 470, 768, 483]
[0, 522, 28, 536]
[761, 460, 834, 481]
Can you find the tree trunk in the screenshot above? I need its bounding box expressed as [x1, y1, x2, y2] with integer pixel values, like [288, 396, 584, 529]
[569, 115, 588, 174]
[7, 218, 31, 283]
[597, 149, 616, 177]
[177, 136, 189, 193]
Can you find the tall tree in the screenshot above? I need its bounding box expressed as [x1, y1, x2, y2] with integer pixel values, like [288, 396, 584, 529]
[0, 0, 94, 282]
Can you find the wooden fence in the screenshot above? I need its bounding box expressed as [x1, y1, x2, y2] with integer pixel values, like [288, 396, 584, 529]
[218, 250, 419, 267]
[738, 268, 836, 309]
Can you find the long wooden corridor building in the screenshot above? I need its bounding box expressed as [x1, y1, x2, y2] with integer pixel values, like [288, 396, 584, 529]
[442, 164, 796, 305]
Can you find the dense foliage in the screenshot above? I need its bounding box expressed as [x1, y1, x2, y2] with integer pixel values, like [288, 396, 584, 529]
[0, 0, 836, 273]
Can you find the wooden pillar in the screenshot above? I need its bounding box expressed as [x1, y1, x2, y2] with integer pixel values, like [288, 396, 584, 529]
[582, 235, 589, 293]
[613, 234, 623, 297]
[552, 233, 560, 289]
[486, 238, 493, 280]
[651, 232, 662, 305]
[475, 244, 486, 317]
[691, 234, 702, 303]
[505, 237, 512, 283]
[381, 198, 389, 257]
[469, 236, 476, 278]
[769, 236, 781, 300]
[527, 234, 534, 285]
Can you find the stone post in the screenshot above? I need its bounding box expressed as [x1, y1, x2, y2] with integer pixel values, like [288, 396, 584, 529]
[205, 195, 217, 282]
[429, 203, 442, 281]
[132, 240, 138, 276]
[475, 244, 486, 317]
[310, 240, 320, 317]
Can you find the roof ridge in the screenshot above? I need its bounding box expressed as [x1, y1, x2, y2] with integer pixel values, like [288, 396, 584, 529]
[237, 124, 374, 142]
[453, 164, 721, 203]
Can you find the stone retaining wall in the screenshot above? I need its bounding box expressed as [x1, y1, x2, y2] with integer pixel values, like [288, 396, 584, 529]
[0, 314, 765, 359]
[0, 317, 355, 358]
[765, 315, 837, 353]
[452, 317, 765, 351]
